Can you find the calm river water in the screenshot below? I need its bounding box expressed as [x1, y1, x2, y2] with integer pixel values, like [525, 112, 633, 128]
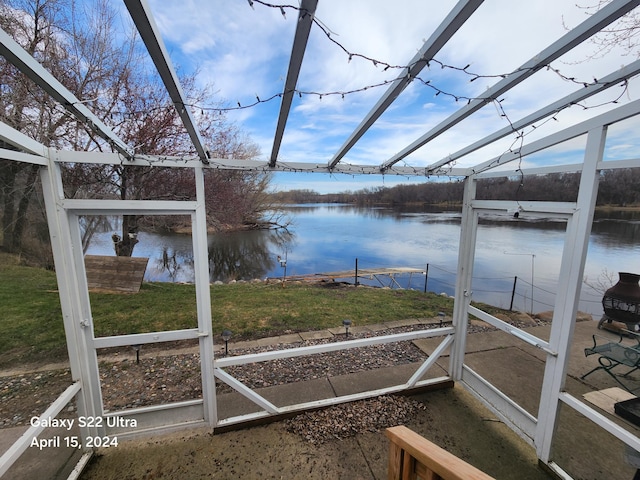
[84, 205, 640, 319]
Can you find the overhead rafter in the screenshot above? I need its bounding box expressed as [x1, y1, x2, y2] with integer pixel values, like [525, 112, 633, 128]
[0, 122, 47, 158]
[432, 59, 640, 175]
[470, 98, 640, 175]
[327, 0, 485, 170]
[124, 0, 211, 163]
[378, 0, 640, 173]
[0, 28, 133, 159]
[269, 0, 318, 168]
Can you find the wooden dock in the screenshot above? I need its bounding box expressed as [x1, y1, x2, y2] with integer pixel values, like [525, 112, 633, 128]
[272, 267, 426, 288]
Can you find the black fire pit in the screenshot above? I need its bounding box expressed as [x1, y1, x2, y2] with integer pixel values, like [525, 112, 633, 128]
[599, 272, 640, 332]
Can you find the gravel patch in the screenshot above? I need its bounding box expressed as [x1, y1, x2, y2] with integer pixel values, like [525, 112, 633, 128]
[0, 369, 73, 428]
[1, 317, 549, 431]
[283, 395, 427, 444]
[98, 325, 431, 411]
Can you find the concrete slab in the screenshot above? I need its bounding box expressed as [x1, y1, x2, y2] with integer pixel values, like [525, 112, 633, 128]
[216, 377, 338, 420]
[255, 337, 276, 347]
[327, 325, 372, 336]
[9, 318, 640, 480]
[260, 377, 338, 408]
[230, 340, 261, 350]
[275, 333, 304, 345]
[413, 328, 519, 357]
[365, 318, 444, 333]
[0, 425, 26, 458]
[299, 330, 334, 341]
[1, 425, 84, 480]
[216, 390, 264, 419]
[366, 323, 394, 332]
[256, 334, 303, 347]
[329, 362, 447, 397]
[380, 319, 426, 329]
[464, 346, 545, 416]
[583, 387, 635, 416]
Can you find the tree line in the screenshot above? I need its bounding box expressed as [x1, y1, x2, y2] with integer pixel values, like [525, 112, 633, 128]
[0, 0, 272, 265]
[271, 170, 640, 206]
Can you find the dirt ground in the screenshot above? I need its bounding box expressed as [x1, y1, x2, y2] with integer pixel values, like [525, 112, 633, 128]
[79, 386, 550, 480]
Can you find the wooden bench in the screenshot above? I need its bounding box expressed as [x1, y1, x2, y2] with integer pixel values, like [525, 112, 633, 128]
[582, 332, 640, 393]
[386, 425, 494, 480]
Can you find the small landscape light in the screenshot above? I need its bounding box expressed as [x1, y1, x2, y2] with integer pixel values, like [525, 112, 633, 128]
[438, 311, 445, 327]
[342, 319, 352, 337]
[222, 329, 232, 356]
[132, 344, 141, 364]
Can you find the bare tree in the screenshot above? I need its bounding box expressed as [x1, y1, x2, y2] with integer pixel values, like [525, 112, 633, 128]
[565, 1, 640, 59]
[0, 0, 271, 260]
[0, 0, 71, 257]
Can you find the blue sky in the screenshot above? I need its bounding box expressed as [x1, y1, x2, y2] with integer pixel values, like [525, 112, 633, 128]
[144, 0, 640, 193]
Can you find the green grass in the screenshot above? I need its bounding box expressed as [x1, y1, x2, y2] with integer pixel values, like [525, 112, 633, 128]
[0, 252, 454, 368]
[207, 282, 453, 336]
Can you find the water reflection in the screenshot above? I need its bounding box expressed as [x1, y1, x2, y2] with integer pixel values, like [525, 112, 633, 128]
[83, 205, 640, 319]
[142, 234, 194, 283]
[158, 246, 188, 282]
[207, 229, 292, 282]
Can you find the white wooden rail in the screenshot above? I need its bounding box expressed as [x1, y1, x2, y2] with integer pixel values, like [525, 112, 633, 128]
[0, 382, 83, 477]
[386, 425, 494, 480]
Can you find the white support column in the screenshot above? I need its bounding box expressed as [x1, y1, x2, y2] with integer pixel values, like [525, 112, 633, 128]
[449, 175, 478, 379]
[192, 165, 217, 426]
[534, 126, 606, 463]
[39, 152, 103, 440]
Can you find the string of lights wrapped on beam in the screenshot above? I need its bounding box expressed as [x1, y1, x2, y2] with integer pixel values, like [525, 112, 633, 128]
[63, 0, 637, 177]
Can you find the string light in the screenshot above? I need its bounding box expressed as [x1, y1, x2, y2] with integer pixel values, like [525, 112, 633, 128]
[64, 0, 633, 167]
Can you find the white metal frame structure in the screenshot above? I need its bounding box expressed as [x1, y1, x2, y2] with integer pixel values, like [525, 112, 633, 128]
[1, 0, 640, 478]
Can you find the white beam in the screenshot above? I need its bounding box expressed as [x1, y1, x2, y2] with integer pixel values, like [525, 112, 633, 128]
[328, 0, 484, 169]
[406, 335, 454, 387]
[52, 149, 202, 168]
[475, 158, 640, 179]
[214, 328, 453, 368]
[210, 158, 464, 177]
[379, 0, 640, 172]
[61, 199, 198, 215]
[0, 147, 47, 165]
[124, 0, 210, 162]
[461, 366, 537, 445]
[269, 0, 318, 167]
[471, 200, 576, 216]
[214, 368, 280, 414]
[40, 157, 104, 443]
[428, 59, 640, 173]
[449, 176, 478, 379]
[48, 148, 468, 177]
[469, 306, 555, 355]
[216, 376, 452, 428]
[535, 126, 605, 462]
[93, 329, 201, 349]
[193, 165, 217, 426]
[0, 121, 47, 157]
[470, 98, 640, 175]
[0, 28, 132, 159]
[0, 382, 81, 477]
[598, 158, 640, 170]
[475, 163, 585, 179]
[559, 393, 640, 452]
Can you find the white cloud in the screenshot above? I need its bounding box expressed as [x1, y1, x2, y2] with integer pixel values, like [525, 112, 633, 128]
[142, 0, 640, 191]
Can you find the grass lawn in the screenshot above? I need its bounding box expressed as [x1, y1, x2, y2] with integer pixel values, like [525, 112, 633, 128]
[0, 253, 455, 368]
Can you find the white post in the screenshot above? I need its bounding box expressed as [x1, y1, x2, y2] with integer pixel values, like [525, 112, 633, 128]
[39, 152, 103, 440]
[534, 126, 605, 462]
[450, 175, 478, 379]
[193, 165, 217, 426]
